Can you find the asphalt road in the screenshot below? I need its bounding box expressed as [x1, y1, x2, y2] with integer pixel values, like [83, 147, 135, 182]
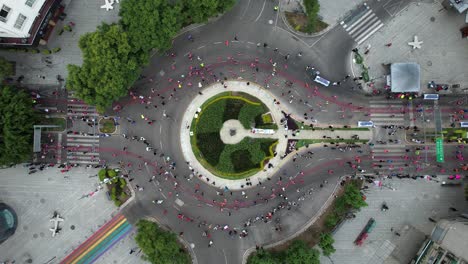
[87, 0, 466, 263]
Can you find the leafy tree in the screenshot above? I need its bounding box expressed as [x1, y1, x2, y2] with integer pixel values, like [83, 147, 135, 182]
[0, 86, 38, 166]
[318, 233, 336, 256]
[325, 212, 339, 228]
[181, 0, 235, 24]
[135, 220, 190, 264]
[119, 0, 183, 53]
[465, 184, 468, 200]
[247, 249, 280, 264]
[66, 23, 140, 112]
[303, 0, 320, 31]
[343, 181, 367, 210]
[0, 57, 13, 80]
[284, 240, 320, 264]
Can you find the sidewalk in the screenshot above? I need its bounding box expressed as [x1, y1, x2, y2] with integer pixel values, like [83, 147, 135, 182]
[280, 0, 364, 36]
[351, 2, 468, 94]
[180, 80, 372, 190]
[0, 0, 121, 86]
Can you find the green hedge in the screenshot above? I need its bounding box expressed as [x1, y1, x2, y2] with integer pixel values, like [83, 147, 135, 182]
[191, 93, 278, 179]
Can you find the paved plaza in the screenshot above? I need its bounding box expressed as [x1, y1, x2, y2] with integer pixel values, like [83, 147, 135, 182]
[352, 1, 468, 94]
[320, 176, 468, 264]
[0, 166, 118, 263]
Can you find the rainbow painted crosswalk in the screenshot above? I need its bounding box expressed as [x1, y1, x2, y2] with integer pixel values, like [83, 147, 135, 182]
[61, 213, 132, 264]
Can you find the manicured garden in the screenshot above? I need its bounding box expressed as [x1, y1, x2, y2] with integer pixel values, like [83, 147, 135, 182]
[98, 168, 129, 207]
[99, 118, 116, 133]
[191, 92, 278, 179]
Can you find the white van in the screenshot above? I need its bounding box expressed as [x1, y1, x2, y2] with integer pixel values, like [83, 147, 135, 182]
[314, 76, 330, 87]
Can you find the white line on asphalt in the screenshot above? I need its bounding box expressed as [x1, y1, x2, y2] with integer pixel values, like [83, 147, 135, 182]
[274, 0, 280, 30]
[223, 249, 228, 264]
[254, 0, 266, 22]
[350, 52, 356, 77]
[160, 192, 167, 199]
[357, 23, 384, 44]
[173, 205, 180, 211]
[247, 41, 255, 45]
[306, 162, 314, 168]
[318, 158, 324, 161]
[197, 45, 205, 50]
[213, 42, 222, 45]
[241, 0, 251, 19]
[159, 125, 163, 151]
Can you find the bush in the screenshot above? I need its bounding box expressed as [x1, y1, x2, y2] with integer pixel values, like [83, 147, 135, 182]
[29, 49, 39, 54]
[51, 47, 61, 53]
[98, 169, 107, 181]
[114, 200, 122, 207]
[465, 184, 468, 200]
[325, 213, 339, 228]
[107, 169, 117, 177]
[319, 233, 336, 256]
[41, 49, 51, 55]
[63, 25, 72, 32]
[119, 178, 127, 188]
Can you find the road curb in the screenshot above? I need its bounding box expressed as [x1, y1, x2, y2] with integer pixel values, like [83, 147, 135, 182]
[278, 2, 334, 38]
[242, 176, 344, 263]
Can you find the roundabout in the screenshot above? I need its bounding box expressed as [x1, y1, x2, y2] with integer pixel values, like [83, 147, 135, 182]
[92, 2, 378, 262]
[188, 88, 278, 179]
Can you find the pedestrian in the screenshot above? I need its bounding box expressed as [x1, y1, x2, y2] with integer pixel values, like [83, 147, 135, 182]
[385, 43, 392, 47]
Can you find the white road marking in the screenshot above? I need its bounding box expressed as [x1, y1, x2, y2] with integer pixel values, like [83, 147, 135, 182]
[241, 0, 252, 19]
[274, 0, 280, 29]
[214, 42, 222, 45]
[197, 45, 205, 50]
[254, 0, 266, 22]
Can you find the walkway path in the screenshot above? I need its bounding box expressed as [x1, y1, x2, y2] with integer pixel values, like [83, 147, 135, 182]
[60, 213, 132, 264]
[180, 80, 372, 190]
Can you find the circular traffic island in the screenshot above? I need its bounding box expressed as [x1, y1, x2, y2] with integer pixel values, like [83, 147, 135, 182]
[190, 91, 278, 179]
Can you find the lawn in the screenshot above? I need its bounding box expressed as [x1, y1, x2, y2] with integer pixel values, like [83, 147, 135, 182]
[99, 118, 116, 133]
[191, 92, 278, 179]
[285, 11, 328, 33]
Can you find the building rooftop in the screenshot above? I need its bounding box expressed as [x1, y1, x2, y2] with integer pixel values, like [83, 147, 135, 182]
[431, 219, 468, 262]
[390, 63, 421, 93]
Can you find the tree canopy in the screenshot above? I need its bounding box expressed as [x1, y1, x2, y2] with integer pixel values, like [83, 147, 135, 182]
[180, 0, 229, 23]
[135, 220, 190, 264]
[66, 24, 140, 112]
[247, 249, 280, 264]
[318, 233, 336, 256]
[284, 240, 320, 264]
[0, 86, 37, 166]
[0, 57, 14, 81]
[120, 0, 183, 53]
[303, 0, 320, 31]
[248, 241, 320, 264]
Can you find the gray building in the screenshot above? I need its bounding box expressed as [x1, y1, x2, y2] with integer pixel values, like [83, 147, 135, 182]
[413, 218, 468, 264]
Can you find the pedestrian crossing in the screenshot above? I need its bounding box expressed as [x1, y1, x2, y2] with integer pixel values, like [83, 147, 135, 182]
[65, 95, 100, 165]
[369, 100, 406, 126]
[371, 145, 408, 173]
[340, 4, 384, 44]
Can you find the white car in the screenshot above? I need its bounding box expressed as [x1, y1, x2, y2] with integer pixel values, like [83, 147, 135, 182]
[146, 147, 153, 151]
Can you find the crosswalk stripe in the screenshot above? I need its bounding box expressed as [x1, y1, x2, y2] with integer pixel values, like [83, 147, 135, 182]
[369, 104, 403, 107]
[357, 23, 384, 44]
[346, 11, 373, 32]
[350, 15, 378, 36]
[370, 113, 405, 117]
[341, 7, 383, 43]
[67, 134, 100, 139]
[369, 100, 401, 104]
